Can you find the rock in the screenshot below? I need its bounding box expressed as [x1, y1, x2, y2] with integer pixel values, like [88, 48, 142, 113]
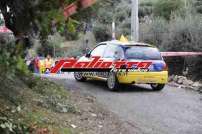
[177, 78, 184, 84]
[16, 106, 21, 112]
[55, 103, 76, 113]
[177, 76, 187, 84]
[98, 125, 103, 128]
[61, 107, 68, 113]
[193, 87, 200, 91]
[178, 76, 186, 79]
[91, 113, 97, 117]
[192, 82, 202, 87]
[178, 85, 186, 89]
[56, 103, 68, 113]
[183, 79, 194, 86]
[169, 76, 202, 93]
[86, 96, 95, 103]
[70, 124, 77, 129]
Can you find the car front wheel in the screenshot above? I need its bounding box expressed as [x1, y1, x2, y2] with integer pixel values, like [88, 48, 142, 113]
[151, 84, 165, 91]
[107, 72, 120, 91]
[74, 72, 86, 82]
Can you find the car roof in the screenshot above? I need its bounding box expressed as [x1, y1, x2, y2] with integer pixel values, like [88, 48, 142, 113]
[98, 40, 154, 47]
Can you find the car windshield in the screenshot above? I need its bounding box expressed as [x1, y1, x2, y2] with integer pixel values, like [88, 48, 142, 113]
[124, 46, 162, 60]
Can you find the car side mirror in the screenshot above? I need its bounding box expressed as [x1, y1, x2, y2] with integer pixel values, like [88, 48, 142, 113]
[85, 52, 91, 58]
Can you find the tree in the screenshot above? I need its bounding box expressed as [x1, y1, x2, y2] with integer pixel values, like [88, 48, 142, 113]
[139, 1, 154, 18]
[0, 0, 78, 37]
[0, 0, 97, 59]
[91, 0, 131, 40]
[195, 0, 202, 14]
[0, 0, 96, 76]
[154, 0, 183, 20]
[91, 0, 157, 40]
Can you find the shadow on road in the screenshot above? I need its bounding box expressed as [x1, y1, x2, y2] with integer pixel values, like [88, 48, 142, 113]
[85, 79, 156, 93]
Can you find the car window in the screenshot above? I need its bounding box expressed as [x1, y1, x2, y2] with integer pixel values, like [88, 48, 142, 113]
[125, 46, 162, 60]
[91, 44, 106, 57]
[103, 44, 124, 59]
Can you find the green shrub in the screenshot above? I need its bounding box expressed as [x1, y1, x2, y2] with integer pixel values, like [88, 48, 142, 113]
[0, 117, 29, 134]
[140, 13, 202, 79]
[139, 1, 154, 17]
[140, 13, 202, 51]
[93, 23, 111, 42]
[0, 41, 29, 78]
[163, 14, 202, 51]
[195, 0, 202, 14]
[37, 33, 65, 57]
[154, 0, 183, 20]
[140, 17, 168, 49]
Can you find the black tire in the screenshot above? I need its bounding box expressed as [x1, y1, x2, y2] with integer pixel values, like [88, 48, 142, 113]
[107, 72, 120, 91]
[151, 84, 165, 91]
[74, 72, 86, 82]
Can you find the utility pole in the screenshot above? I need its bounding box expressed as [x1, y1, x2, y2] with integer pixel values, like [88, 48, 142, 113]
[131, 0, 139, 42]
[111, 2, 116, 40]
[112, 21, 116, 40]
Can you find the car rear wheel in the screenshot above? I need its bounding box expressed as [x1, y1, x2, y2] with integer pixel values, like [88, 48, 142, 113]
[107, 72, 120, 91]
[74, 72, 86, 82]
[151, 84, 165, 91]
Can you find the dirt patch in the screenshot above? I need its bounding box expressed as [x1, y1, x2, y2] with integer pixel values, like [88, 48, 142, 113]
[66, 90, 134, 134]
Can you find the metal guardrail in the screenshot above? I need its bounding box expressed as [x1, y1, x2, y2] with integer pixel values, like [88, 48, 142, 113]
[161, 52, 202, 57]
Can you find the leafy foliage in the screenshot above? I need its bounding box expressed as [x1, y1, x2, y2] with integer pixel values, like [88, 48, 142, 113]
[37, 33, 65, 57]
[0, 0, 94, 76]
[195, 0, 202, 13]
[0, 0, 82, 58]
[163, 15, 202, 51]
[139, 0, 154, 17]
[0, 0, 77, 36]
[153, 0, 183, 20]
[140, 17, 168, 48]
[0, 40, 29, 77]
[92, 0, 157, 39]
[0, 117, 29, 134]
[140, 13, 202, 78]
[92, 0, 130, 40]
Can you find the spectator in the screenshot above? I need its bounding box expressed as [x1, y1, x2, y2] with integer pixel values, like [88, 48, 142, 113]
[45, 54, 54, 73]
[34, 56, 40, 73]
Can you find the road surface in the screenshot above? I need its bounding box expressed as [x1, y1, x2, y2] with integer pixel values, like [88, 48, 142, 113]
[42, 73, 202, 134]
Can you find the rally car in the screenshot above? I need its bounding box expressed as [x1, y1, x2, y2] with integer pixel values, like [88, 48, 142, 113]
[74, 40, 168, 91]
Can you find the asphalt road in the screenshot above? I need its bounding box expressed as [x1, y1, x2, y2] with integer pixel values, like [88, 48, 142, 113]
[43, 73, 202, 134]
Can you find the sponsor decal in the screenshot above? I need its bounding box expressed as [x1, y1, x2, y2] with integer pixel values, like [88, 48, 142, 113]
[51, 56, 152, 73]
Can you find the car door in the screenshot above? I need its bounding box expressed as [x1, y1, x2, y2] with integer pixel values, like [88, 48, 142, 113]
[96, 44, 125, 78]
[78, 44, 107, 79]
